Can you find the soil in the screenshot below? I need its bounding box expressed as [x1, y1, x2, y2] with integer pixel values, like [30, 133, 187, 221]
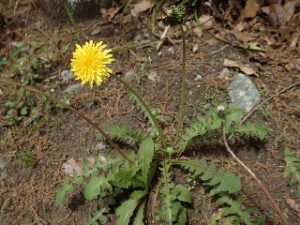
[0, 1, 299, 225]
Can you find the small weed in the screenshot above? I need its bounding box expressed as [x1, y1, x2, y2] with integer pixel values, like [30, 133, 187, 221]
[19, 151, 36, 168]
[2, 42, 52, 85]
[259, 106, 270, 120]
[5, 100, 29, 125]
[203, 92, 216, 103]
[283, 148, 300, 197]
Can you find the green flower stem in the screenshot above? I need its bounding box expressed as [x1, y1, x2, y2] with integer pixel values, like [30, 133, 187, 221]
[112, 74, 167, 148]
[175, 24, 187, 144]
[0, 78, 133, 164]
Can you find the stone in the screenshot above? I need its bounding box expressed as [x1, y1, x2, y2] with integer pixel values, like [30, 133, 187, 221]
[124, 70, 136, 82]
[64, 83, 84, 94]
[228, 73, 261, 112]
[194, 74, 203, 81]
[0, 156, 5, 170]
[61, 70, 74, 82]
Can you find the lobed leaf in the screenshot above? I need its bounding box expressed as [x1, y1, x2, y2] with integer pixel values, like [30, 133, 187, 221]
[116, 199, 139, 225]
[55, 179, 74, 205]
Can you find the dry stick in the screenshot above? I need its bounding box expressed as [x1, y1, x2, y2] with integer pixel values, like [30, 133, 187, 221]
[241, 80, 300, 124]
[222, 126, 289, 225]
[0, 78, 133, 164]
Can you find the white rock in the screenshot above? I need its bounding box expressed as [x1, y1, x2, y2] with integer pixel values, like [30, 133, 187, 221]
[228, 73, 261, 112]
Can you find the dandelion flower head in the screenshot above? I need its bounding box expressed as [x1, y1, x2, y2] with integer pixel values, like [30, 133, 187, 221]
[71, 40, 114, 87]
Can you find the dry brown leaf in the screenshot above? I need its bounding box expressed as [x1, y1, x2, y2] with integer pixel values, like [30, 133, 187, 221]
[235, 22, 248, 32]
[62, 155, 106, 178]
[104, 6, 121, 21]
[62, 158, 83, 178]
[132, 0, 154, 14]
[286, 198, 300, 215]
[290, 33, 299, 48]
[223, 58, 257, 76]
[274, 1, 297, 25]
[198, 15, 214, 28]
[218, 68, 231, 80]
[231, 31, 257, 43]
[285, 58, 300, 71]
[205, 37, 218, 45]
[193, 27, 203, 38]
[242, 0, 260, 19]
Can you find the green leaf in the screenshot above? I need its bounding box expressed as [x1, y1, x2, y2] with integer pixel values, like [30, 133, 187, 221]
[108, 125, 145, 144]
[171, 202, 187, 225]
[138, 137, 155, 187]
[218, 172, 241, 193]
[283, 147, 300, 198]
[85, 210, 108, 225]
[83, 176, 111, 200]
[226, 106, 244, 127]
[139, 137, 154, 161]
[55, 179, 74, 205]
[215, 196, 254, 225]
[133, 201, 145, 225]
[20, 107, 28, 116]
[116, 199, 139, 225]
[130, 190, 147, 200]
[234, 123, 269, 140]
[172, 184, 192, 204]
[114, 168, 138, 188]
[201, 164, 217, 181]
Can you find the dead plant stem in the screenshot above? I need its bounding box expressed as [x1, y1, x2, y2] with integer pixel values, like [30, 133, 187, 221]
[222, 125, 289, 225]
[0, 78, 133, 164]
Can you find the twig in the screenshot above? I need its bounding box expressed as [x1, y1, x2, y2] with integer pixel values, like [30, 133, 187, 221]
[208, 44, 230, 56]
[222, 125, 289, 225]
[0, 78, 133, 164]
[240, 80, 300, 124]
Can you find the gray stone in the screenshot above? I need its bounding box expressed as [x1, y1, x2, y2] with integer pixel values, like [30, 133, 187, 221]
[0, 156, 5, 170]
[194, 74, 203, 81]
[61, 70, 74, 82]
[124, 70, 136, 82]
[64, 83, 84, 94]
[228, 73, 261, 112]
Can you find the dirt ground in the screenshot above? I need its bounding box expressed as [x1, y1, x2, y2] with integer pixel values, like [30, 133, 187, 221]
[0, 1, 299, 225]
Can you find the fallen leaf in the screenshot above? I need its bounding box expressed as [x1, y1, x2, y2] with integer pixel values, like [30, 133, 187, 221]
[148, 71, 159, 82]
[235, 22, 247, 32]
[205, 37, 218, 45]
[62, 158, 83, 178]
[104, 6, 121, 21]
[94, 142, 106, 151]
[242, 0, 260, 19]
[286, 198, 300, 215]
[218, 68, 231, 80]
[192, 43, 199, 53]
[231, 30, 257, 43]
[198, 15, 214, 28]
[290, 32, 299, 48]
[273, 1, 297, 25]
[193, 27, 203, 38]
[223, 59, 257, 76]
[285, 58, 300, 71]
[132, 0, 154, 14]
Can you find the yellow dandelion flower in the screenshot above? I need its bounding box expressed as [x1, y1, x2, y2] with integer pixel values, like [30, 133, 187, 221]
[71, 40, 114, 87]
